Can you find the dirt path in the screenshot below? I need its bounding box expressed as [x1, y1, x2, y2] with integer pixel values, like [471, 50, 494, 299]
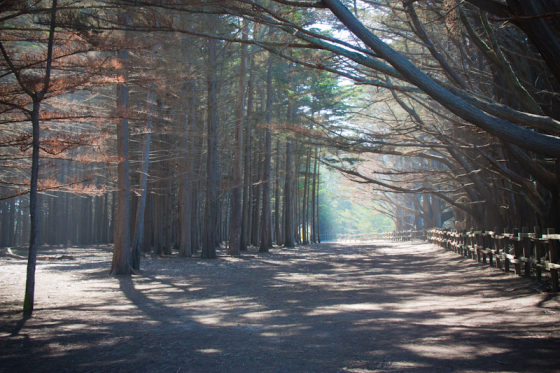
[1, 241, 559, 373]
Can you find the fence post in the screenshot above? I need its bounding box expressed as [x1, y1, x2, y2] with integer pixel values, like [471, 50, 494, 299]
[494, 228, 500, 269]
[521, 227, 531, 277]
[482, 231, 489, 264]
[504, 229, 511, 274]
[547, 228, 558, 293]
[467, 228, 474, 259]
[534, 226, 542, 283]
[512, 228, 523, 276]
[475, 231, 481, 263]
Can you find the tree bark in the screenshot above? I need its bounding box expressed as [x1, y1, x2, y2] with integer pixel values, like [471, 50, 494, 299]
[20, 0, 57, 313]
[302, 148, 311, 245]
[23, 100, 41, 313]
[179, 79, 195, 258]
[316, 164, 320, 243]
[260, 55, 274, 252]
[240, 58, 255, 251]
[284, 137, 294, 247]
[110, 12, 132, 275]
[229, 23, 247, 255]
[275, 139, 281, 246]
[131, 84, 154, 268]
[311, 147, 318, 243]
[251, 131, 262, 247]
[202, 35, 218, 259]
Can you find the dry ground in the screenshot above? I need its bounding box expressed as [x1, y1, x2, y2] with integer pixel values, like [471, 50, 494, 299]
[1, 241, 559, 373]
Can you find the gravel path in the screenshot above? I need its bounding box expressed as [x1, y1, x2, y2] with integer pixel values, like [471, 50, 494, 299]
[1, 241, 559, 372]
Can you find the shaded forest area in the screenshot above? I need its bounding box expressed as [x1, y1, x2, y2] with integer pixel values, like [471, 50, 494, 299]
[2, 0, 560, 313]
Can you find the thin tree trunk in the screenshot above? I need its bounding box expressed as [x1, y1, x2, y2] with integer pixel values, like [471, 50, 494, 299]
[284, 137, 294, 247]
[295, 146, 301, 245]
[23, 100, 41, 313]
[131, 84, 154, 268]
[229, 23, 247, 255]
[190, 90, 201, 253]
[202, 35, 218, 259]
[260, 55, 274, 252]
[311, 147, 318, 243]
[316, 164, 320, 243]
[110, 12, 132, 275]
[21, 0, 57, 313]
[240, 58, 254, 251]
[191, 158, 201, 253]
[251, 133, 262, 247]
[302, 148, 311, 245]
[163, 157, 173, 255]
[154, 169, 164, 255]
[142, 192, 152, 252]
[275, 139, 281, 246]
[94, 189, 103, 245]
[179, 79, 195, 257]
[109, 191, 116, 244]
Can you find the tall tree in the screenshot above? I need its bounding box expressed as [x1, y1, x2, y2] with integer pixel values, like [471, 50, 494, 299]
[1, 0, 60, 313]
[260, 55, 274, 252]
[275, 139, 281, 245]
[202, 34, 218, 259]
[110, 11, 132, 275]
[240, 58, 255, 251]
[284, 137, 294, 247]
[229, 21, 247, 256]
[131, 83, 154, 269]
[302, 148, 311, 245]
[311, 147, 318, 243]
[179, 78, 194, 258]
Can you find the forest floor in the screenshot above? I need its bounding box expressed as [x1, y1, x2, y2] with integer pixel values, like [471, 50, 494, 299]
[1, 241, 560, 373]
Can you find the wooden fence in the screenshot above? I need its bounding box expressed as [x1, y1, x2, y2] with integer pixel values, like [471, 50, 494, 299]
[427, 227, 560, 292]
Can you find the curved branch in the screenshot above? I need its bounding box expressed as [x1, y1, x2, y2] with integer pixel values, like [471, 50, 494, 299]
[321, 0, 560, 157]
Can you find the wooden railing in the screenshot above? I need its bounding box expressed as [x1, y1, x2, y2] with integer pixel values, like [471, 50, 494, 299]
[338, 230, 426, 242]
[427, 227, 560, 292]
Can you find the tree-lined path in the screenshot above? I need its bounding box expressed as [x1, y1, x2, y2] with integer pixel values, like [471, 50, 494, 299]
[1, 241, 559, 373]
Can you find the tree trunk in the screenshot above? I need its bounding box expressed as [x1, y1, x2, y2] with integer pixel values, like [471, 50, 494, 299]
[284, 137, 294, 247]
[191, 157, 201, 253]
[23, 100, 41, 313]
[143, 192, 152, 252]
[229, 23, 247, 255]
[110, 12, 132, 275]
[163, 156, 173, 255]
[275, 139, 281, 246]
[259, 55, 274, 252]
[316, 164, 320, 243]
[131, 85, 154, 268]
[251, 132, 262, 247]
[295, 146, 301, 244]
[202, 35, 218, 259]
[311, 147, 318, 243]
[22, 0, 57, 313]
[240, 58, 254, 251]
[179, 79, 195, 257]
[302, 148, 311, 245]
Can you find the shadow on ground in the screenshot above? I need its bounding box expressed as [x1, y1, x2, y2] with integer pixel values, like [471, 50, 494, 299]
[1, 241, 559, 372]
